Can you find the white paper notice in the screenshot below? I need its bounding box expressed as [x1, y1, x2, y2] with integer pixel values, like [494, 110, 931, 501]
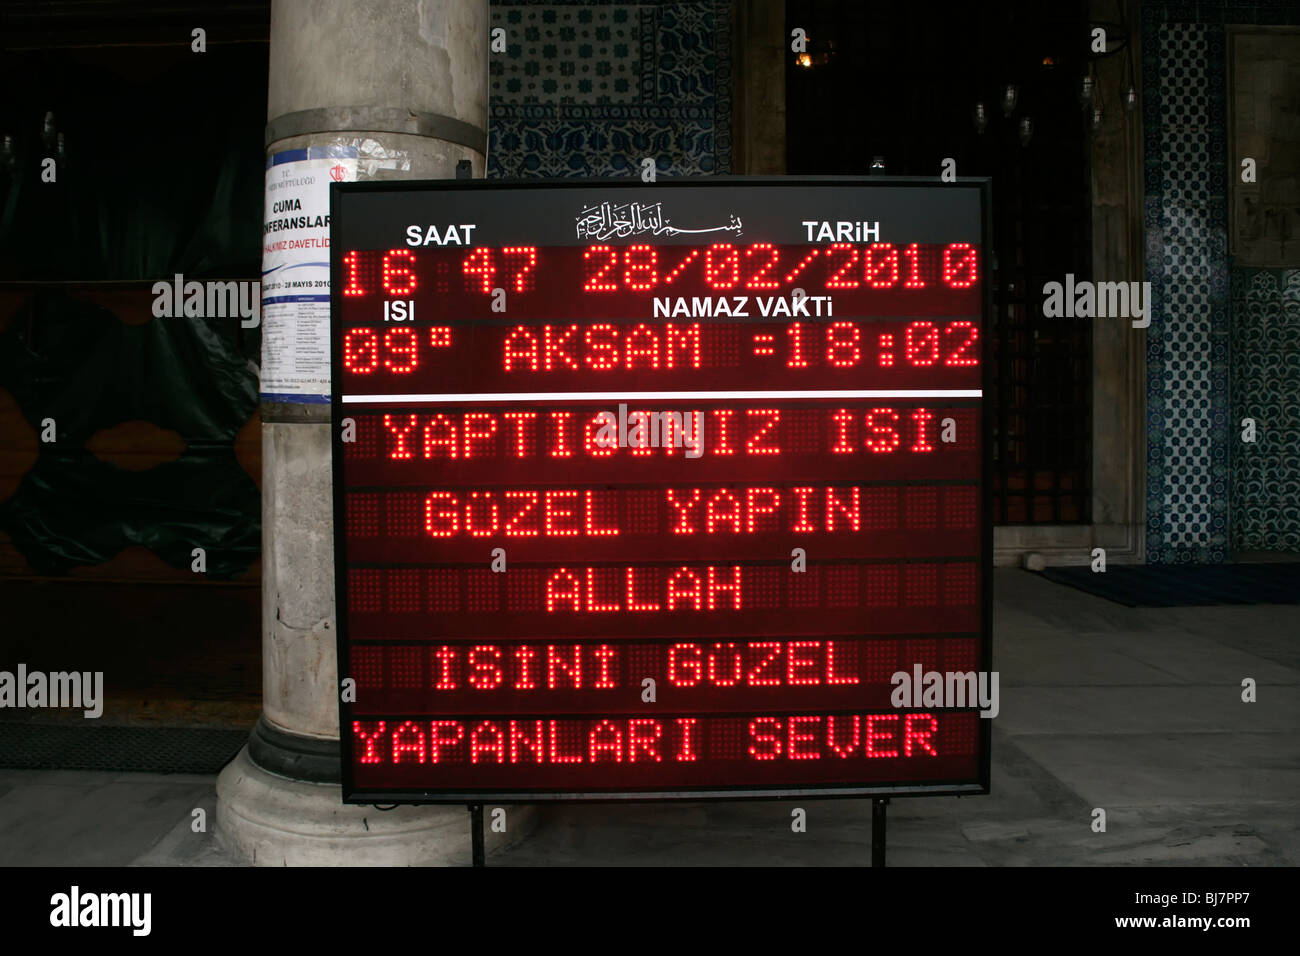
[260, 146, 358, 403]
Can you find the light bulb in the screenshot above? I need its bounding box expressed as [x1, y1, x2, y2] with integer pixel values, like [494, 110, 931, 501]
[1001, 84, 1018, 117]
[1018, 117, 1034, 146]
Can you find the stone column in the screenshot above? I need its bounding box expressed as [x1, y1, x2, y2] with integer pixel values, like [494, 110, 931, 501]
[734, 0, 786, 174]
[217, 0, 531, 865]
[1088, 0, 1147, 563]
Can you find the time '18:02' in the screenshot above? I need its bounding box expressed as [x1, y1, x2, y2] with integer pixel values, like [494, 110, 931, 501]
[341, 319, 980, 375]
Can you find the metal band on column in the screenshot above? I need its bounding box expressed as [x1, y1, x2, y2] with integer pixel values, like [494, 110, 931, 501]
[265, 106, 489, 153]
[248, 716, 341, 783]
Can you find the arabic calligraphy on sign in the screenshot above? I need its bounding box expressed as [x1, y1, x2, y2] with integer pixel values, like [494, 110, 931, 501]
[575, 201, 743, 241]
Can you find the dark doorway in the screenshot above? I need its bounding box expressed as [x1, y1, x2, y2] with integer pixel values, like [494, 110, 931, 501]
[0, 4, 269, 735]
[787, 0, 1093, 524]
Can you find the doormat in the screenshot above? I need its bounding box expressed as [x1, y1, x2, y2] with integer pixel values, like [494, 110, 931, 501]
[1040, 563, 1300, 608]
[0, 723, 247, 774]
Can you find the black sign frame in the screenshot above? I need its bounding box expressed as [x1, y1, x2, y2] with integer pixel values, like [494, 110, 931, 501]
[330, 176, 993, 805]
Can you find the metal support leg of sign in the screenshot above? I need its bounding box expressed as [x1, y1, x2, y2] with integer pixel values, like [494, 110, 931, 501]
[872, 798, 889, 867]
[469, 803, 485, 867]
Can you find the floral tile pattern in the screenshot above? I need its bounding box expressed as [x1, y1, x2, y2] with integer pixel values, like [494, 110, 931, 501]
[1142, 18, 1230, 564]
[488, 0, 731, 178]
[1231, 268, 1300, 551]
[1142, 0, 1300, 561]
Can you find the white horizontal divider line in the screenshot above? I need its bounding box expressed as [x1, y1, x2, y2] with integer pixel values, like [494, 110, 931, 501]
[342, 389, 983, 404]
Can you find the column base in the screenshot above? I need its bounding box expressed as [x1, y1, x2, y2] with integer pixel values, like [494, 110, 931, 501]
[216, 746, 538, 866]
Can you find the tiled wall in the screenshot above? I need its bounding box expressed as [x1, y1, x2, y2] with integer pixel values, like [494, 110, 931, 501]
[488, 0, 732, 178]
[1141, 15, 1230, 563]
[1231, 268, 1300, 551]
[1141, 1, 1300, 562]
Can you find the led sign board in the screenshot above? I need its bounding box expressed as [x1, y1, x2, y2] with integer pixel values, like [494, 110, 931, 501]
[331, 178, 991, 802]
